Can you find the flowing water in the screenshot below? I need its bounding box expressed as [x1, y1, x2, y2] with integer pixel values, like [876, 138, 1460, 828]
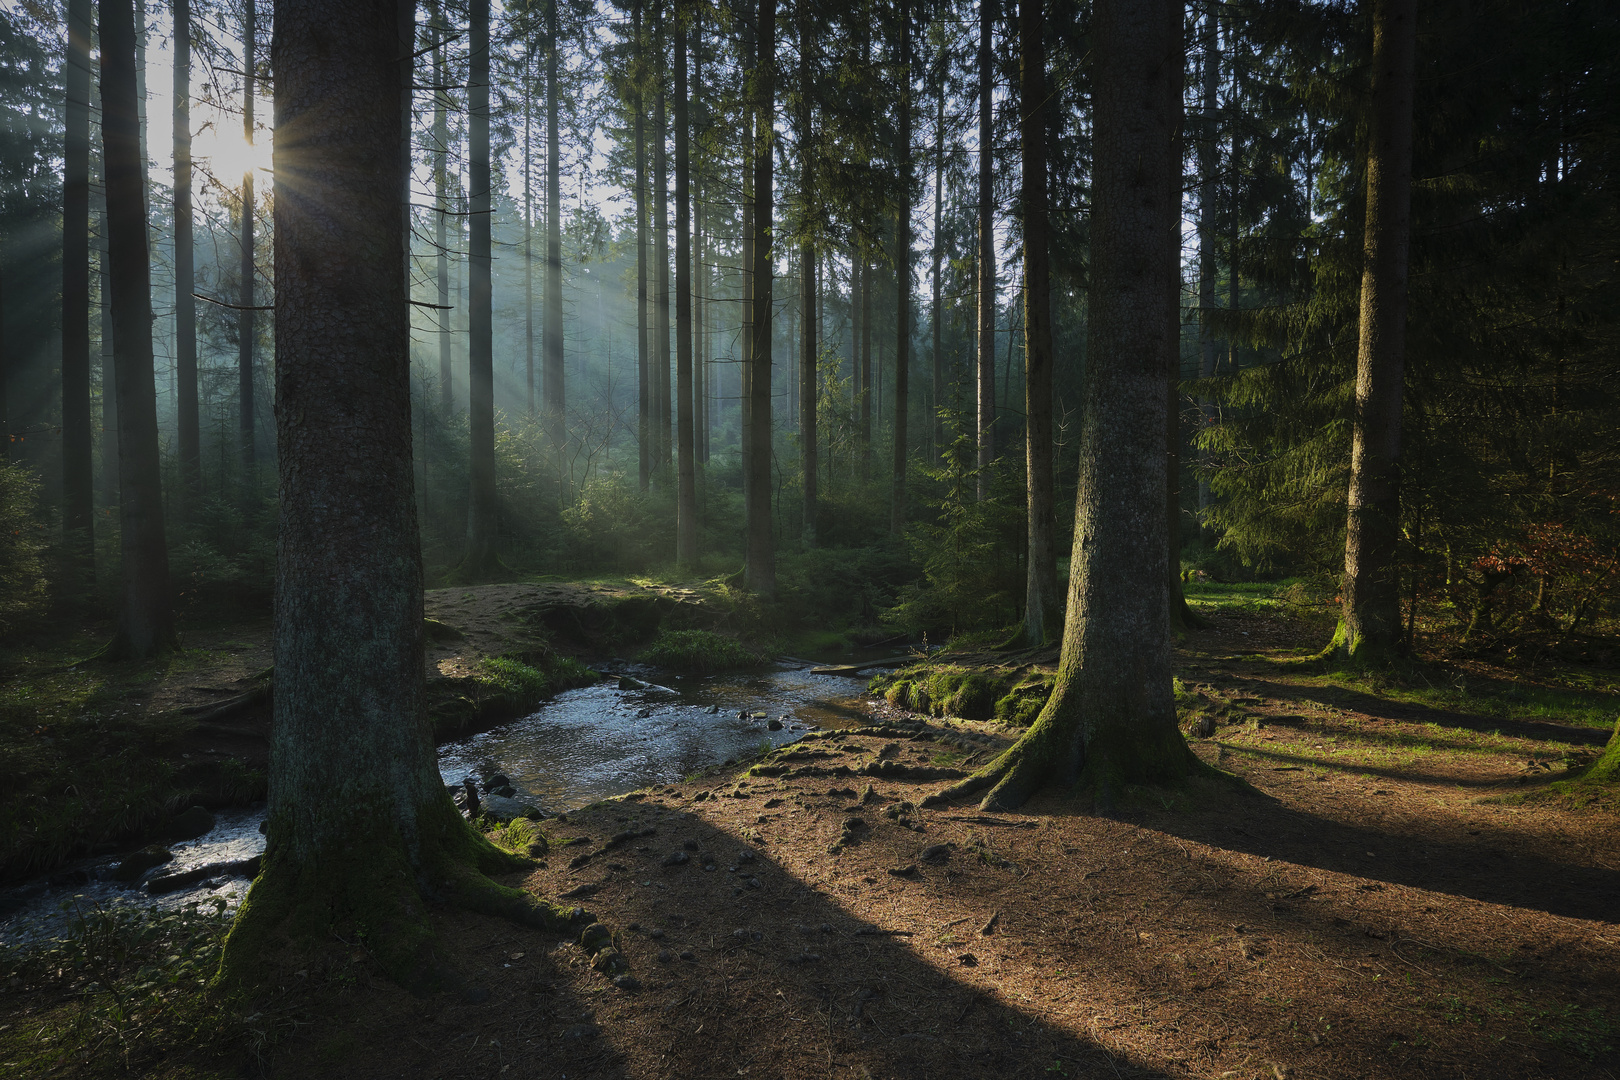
[0, 662, 877, 945]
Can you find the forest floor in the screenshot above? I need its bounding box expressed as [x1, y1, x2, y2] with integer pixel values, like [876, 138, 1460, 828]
[4, 585, 1619, 1079]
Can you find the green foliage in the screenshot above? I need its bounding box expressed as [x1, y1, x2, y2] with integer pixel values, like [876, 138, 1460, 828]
[638, 629, 762, 672]
[558, 473, 672, 573]
[0, 896, 235, 1064]
[0, 460, 47, 637]
[472, 655, 597, 702]
[884, 428, 1022, 637]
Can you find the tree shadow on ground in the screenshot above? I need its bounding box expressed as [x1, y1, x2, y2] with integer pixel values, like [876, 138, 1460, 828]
[1221, 672, 1612, 747]
[269, 803, 1178, 1080]
[1143, 772, 1619, 923]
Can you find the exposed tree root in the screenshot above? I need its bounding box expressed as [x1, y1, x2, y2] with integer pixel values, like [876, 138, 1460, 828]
[217, 795, 589, 997]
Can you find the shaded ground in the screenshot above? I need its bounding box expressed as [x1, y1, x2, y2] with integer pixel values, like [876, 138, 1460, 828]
[4, 594, 1618, 1078]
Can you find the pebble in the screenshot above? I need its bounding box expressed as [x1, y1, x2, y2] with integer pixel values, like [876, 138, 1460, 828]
[656, 949, 673, 963]
[612, 974, 641, 991]
[766, 719, 784, 731]
[679, 950, 695, 961]
[706, 705, 720, 714]
[738, 848, 757, 862]
[682, 838, 699, 851]
[662, 850, 689, 866]
[563, 1024, 598, 1040]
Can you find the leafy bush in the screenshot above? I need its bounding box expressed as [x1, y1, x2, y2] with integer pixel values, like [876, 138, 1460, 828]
[638, 629, 761, 672]
[0, 461, 47, 636]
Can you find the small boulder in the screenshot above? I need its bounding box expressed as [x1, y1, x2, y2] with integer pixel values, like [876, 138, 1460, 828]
[166, 806, 215, 842]
[766, 718, 784, 731]
[481, 794, 542, 823]
[112, 845, 172, 883]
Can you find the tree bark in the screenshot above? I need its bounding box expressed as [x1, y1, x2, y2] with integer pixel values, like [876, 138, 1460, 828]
[744, 0, 776, 596]
[461, 0, 498, 577]
[889, 0, 912, 539]
[975, 0, 995, 500]
[1020, 0, 1058, 646]
[1328, 0, 1416, 664]
[63, 0, 95, 562]
[674, 13, 698, 567]
[654, 25, 672, 475]
[798, 5, 816, 548]
[238, 0, 256, 483]
[931, 0, 1197, 811]
[544, 0, 565, 488]
[173, 0, 198, 509]
[634, 0, 650, 491]
[432, 0, 451, 413]
[930, 70, 945, 463]
[220, 0, 578, 992]
[99, 0, 174, 657]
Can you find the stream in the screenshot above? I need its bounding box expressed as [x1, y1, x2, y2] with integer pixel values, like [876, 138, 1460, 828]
[0, 661, 878, 946]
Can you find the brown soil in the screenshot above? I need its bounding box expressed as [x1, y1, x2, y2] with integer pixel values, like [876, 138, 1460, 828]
[240, 607, 1620, 1080]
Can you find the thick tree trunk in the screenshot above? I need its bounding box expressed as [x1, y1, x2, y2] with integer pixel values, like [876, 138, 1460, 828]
[635, 1, 650, 492]
[975, 0, 995, 500]
[461, 0, 498, 576]
[932, 0, 1197, 811]
[238, 0, 256, 482]
[744, 0, 776, 596]
[1328, 0, 1415, 664]
[1020, 0, 1058, 646]
[674, 18, 697, 567]
[433, 0, 451, 413]
[99, 0, 174, 658]
[889, 0, 912, 539]
[173, 0, 198, 509]
[221, 0, 577, 992]
[544, 0, 565, 488]
[63, 0, 95, 561]
[654, 30, 672, 476]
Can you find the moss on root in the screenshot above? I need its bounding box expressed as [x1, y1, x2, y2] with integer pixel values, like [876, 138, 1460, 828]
[216, 794, 584, 996]
[871, 664, 1054, 726]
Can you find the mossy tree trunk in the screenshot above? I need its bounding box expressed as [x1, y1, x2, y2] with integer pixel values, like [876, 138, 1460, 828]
[931, 0, 1195, 812]
[220, 0, 575, 992]
[1587, 720, 1620, 785]
[1326, 0, 1416, 664]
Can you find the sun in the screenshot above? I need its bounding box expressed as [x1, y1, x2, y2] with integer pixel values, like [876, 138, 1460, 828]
[192, 125, 273, 188]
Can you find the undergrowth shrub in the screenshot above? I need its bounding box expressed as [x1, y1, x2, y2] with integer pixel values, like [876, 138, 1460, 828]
[638, 629, 761, 672]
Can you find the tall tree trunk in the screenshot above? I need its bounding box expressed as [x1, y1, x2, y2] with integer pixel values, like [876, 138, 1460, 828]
[100, 208, 117, 509]
[889, 0, 912, 539]
[99, 0, 173, 658]
[1167, 110, 1201, 635]
[738, 13, 755, 521]
[860, 253, 871, 478]
[544, 0, 565, 488]
[654, 35, 672, 476]
[930, 71, 945, 462]
[798, 5, 816, 547]
[674, 15, 697, 567]
[931, 0, 1195, 812]
[635, 0, 651, 491]
[524, 51, 534, 418]
[1329, 0, 1416, 663]
[220, 0, 578, 991]
[63, 0, 95, 561]
[1195, 4, 1218, 533]
[693, 21, 707, 468]
[433, 0, 451, 413]
[462, 0, 497, 575]
[238, 0, 256, 484]
[975, 0, 995, 500]
[1020, 0, 1058, 646]
[173, 0, 199, 509]
[744, 0, 776, 596]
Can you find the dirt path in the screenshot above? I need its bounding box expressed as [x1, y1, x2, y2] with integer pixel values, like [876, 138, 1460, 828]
[255, 611, 1619, 1080]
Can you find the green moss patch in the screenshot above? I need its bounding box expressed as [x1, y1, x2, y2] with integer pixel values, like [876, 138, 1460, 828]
[870, 664, 1054, 726]
[637, 629, 763, 673]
